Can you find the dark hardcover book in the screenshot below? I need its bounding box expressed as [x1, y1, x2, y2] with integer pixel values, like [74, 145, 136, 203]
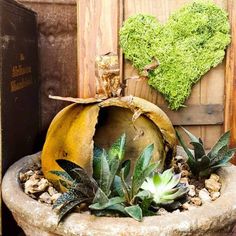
[0, 0, 41, 235]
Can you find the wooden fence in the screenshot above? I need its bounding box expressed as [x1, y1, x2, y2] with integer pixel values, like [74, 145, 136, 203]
[20, 0, 236, 162]
[77, 0, 236, 159]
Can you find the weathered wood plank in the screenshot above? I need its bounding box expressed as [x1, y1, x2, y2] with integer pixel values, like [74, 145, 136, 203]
[161, 104, 224, 126]
[20, 0, 76, 4]
[77, 0, 122, 98]
[225, 0, 236, 164]
[199, 0, 226, 150]
[20, 1, 77, 131]
[118, 0, 124, 89]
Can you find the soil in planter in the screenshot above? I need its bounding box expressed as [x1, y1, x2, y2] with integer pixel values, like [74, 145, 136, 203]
[19, 154, 222, 215]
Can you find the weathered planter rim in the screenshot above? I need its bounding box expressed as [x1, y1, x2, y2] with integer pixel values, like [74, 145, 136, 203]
[2, 151, 236, 236]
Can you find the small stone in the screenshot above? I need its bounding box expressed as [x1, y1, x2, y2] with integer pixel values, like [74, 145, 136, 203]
[25, 170, 34, 177]
[180, 177, 189, 185]
[210, 191, 221, 201]
[210, 173, 220, 182]
[32, 171, 43, 180]
[183, 202, 197, 210]
[32, 163, 41, 170]
[19, 170, 34, 182]
[83, 211, 91, 215]
[173, 209, 180, 214]
[182, 202, 191, 210]
[39, 192, 52, 204]
[188, 185, 196, 197]
[205, 178, 221, 192]
[190, 197, 202, 206]
[175, 155, 186, 162]
[181, 170, 191, 178]
[173, 163, 180, 173]
[24, 177, 40, 194]
[48, 186, 58, 196]
[35, 169, 43, 175]
[199, 188, 211, 204]
[36, 178, 50, 192]
[19, 172, 28, 182]
[24, 177, 49, 194]
[158, 208, 168, 215]
[51, 193, 62, 203]
[177, 163, 183, 171]
[182, 163, 190, 171]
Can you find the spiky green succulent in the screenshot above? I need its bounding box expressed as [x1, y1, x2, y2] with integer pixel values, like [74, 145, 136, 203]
[51, 134, 127, 222]
[141, 169, 188, 205]
[50, 159, 98, 222]
[51, 133, 187, 222]
[176, 127, 236, 178]
[90, 138, 160, 221]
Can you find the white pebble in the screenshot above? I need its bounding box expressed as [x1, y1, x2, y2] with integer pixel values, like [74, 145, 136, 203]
[210, 191, 221, 201]
[199, 188, 211, 204]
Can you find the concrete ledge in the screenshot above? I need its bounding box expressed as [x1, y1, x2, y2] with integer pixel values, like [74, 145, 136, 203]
[2, 152, 236, 236]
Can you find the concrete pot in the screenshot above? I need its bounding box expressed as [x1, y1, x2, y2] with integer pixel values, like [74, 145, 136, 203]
[2, 151, 236, 236]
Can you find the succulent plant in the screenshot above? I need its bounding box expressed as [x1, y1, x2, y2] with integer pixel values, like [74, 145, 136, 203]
[141, 169, 188, 206]
[90, 136, 159, 221]
[51, 159, 98, 223]
[51, 133, 184, 222]
[51, 134, 126, 223]
[176, 127, 236, 178]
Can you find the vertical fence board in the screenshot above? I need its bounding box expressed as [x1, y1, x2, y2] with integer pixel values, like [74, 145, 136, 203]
[225, 0, 236, 163]
[200, 0, 226, 149]
[77, 0, 122, 98]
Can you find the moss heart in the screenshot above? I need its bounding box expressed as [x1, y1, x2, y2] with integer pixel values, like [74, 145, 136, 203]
[120, 1, 231, 110]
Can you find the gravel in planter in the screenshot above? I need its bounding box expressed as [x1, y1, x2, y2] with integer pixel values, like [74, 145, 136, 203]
[19, 153, 221, 212]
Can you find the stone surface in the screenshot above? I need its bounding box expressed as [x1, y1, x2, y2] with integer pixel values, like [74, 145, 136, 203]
[210, 173, 220, 182]
[182, 202, 191, 210]
[51, 193, 62, 204]
[39, 192, 52, 204]
[199, 188, 211, 204]
[24, 176, 49, 194]
[190, 197, 202, 206]
[205, 178, 221, 193]
[188, 185, 196, 197]
[3, 151, 236, 236]
[181, 170, 190, 178]
[158, 208, 168, 215]
[210, 191, 221, 201]
[48, 186, 58, 196]
[20, 167, 62, 205]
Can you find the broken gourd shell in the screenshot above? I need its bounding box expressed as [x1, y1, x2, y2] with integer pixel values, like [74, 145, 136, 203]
[41, 96, 177, 190]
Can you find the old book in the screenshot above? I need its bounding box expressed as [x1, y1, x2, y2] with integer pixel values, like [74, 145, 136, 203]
[0, 0, 40, 235]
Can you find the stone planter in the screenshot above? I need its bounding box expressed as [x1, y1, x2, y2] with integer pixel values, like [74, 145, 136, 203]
[2, 151, 236, 236]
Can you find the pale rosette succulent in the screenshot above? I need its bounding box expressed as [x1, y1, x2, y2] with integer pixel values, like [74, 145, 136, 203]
[141, 169, 188, 205]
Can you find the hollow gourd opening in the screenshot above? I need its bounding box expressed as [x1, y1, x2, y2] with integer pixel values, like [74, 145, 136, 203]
[93, 106, 166, 170]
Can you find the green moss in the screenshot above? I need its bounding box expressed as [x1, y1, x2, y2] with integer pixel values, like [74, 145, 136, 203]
[120, 1, 231, 110]
[120, 14, 161, 71]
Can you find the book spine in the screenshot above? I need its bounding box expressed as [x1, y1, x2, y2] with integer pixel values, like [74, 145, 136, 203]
[0, 2, 3, 235]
